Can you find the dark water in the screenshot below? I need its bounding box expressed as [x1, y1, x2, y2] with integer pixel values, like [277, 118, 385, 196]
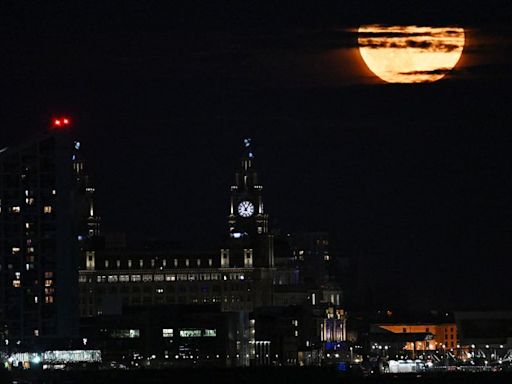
[5, 368, 512, 384]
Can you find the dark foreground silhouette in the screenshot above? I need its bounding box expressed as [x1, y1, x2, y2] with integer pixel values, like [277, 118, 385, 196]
[3, 367, 512, 384]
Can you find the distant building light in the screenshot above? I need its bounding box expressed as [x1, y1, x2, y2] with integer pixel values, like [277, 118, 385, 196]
[31, 355, 41, 364]
[162, 329, 173, 338]
[52, 116, 71, 129]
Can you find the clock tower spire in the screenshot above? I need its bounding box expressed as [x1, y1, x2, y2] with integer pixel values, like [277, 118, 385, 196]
[228, 138, 269, 237]
[222, 138, 274, 270]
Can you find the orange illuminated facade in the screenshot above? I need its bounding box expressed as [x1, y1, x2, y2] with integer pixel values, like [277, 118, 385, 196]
[377, 323, 458, 351]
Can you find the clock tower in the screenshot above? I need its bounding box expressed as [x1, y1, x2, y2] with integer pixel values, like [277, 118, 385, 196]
[223, 138, 274, 269]
[228, 138, 269, 237]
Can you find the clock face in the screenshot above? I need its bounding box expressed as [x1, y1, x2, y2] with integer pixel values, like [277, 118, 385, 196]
[238, 201, 255, 218]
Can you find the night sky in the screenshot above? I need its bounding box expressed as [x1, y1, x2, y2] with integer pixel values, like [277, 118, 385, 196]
[1, 1, 512, 310]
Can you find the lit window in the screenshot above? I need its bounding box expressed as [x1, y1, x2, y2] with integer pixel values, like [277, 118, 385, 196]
[154, 274, 164, 281]
[128, 259, 132, 268]
[119, 275, 129, 282]
[11, 206, 21, 213]
[12, 280, 21, 288]
[11, 247, 21, 255]
[43, 206, 52, 214]
[197, 259, 201, 266]
[110, 329, 140, 338]
[156, 288, 164, 294]
[179, 329, 202, 338]
[142, 274, 153, 282]
[25, 197, 35, 205]
[185, 259, 189, 267]
[162, 329, 174, 338]
[44, 271, 53, 278]
[44, 279, 53, 287]
[107, 275, 118, 283]
[165, 274, 176, 281]
[203, 329, 217, 337]
[34, 329, 39, 336]
[208, 259, 212, 266]
[131, 275, 141, 282]
[45, 296, 54, 304]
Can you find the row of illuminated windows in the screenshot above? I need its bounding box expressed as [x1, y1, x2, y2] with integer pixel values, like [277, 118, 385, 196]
[82, 272, 249, 284]
[87, 273, 228, 283]
[110, 328, 216, 339]
[104, 258, 214, 269]
[3, 205, 53, 214]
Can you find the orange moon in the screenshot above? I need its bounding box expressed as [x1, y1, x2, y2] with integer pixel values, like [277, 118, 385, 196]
[358, 25, 465, 83]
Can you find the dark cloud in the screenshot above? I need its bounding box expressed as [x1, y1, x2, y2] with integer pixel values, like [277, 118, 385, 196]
[404, 39, 434, 49]
[399, 68, 454, 76]
[400, 63, 512, 80]
[359, 38, 462, 52]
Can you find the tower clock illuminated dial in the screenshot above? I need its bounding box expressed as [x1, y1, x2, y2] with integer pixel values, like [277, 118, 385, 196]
[238, 201, 255, 218]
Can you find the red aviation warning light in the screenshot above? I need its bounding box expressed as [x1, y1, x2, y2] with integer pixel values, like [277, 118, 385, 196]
[52, 117, 71, 129]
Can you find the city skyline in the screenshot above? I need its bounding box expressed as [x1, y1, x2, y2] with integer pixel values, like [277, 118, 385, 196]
[1, 1, 512, 312]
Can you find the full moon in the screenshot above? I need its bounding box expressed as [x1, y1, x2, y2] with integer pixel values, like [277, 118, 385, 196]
[358, 25, 465, 83]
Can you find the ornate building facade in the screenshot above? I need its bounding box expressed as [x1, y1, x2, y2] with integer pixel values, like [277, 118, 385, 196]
[79, 139, 275, 316]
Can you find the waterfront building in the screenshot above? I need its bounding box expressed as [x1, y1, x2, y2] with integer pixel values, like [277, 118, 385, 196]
[375, 322, 458, 351]
[0, 119, 90, 345]
[79, 139, 275, 316]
